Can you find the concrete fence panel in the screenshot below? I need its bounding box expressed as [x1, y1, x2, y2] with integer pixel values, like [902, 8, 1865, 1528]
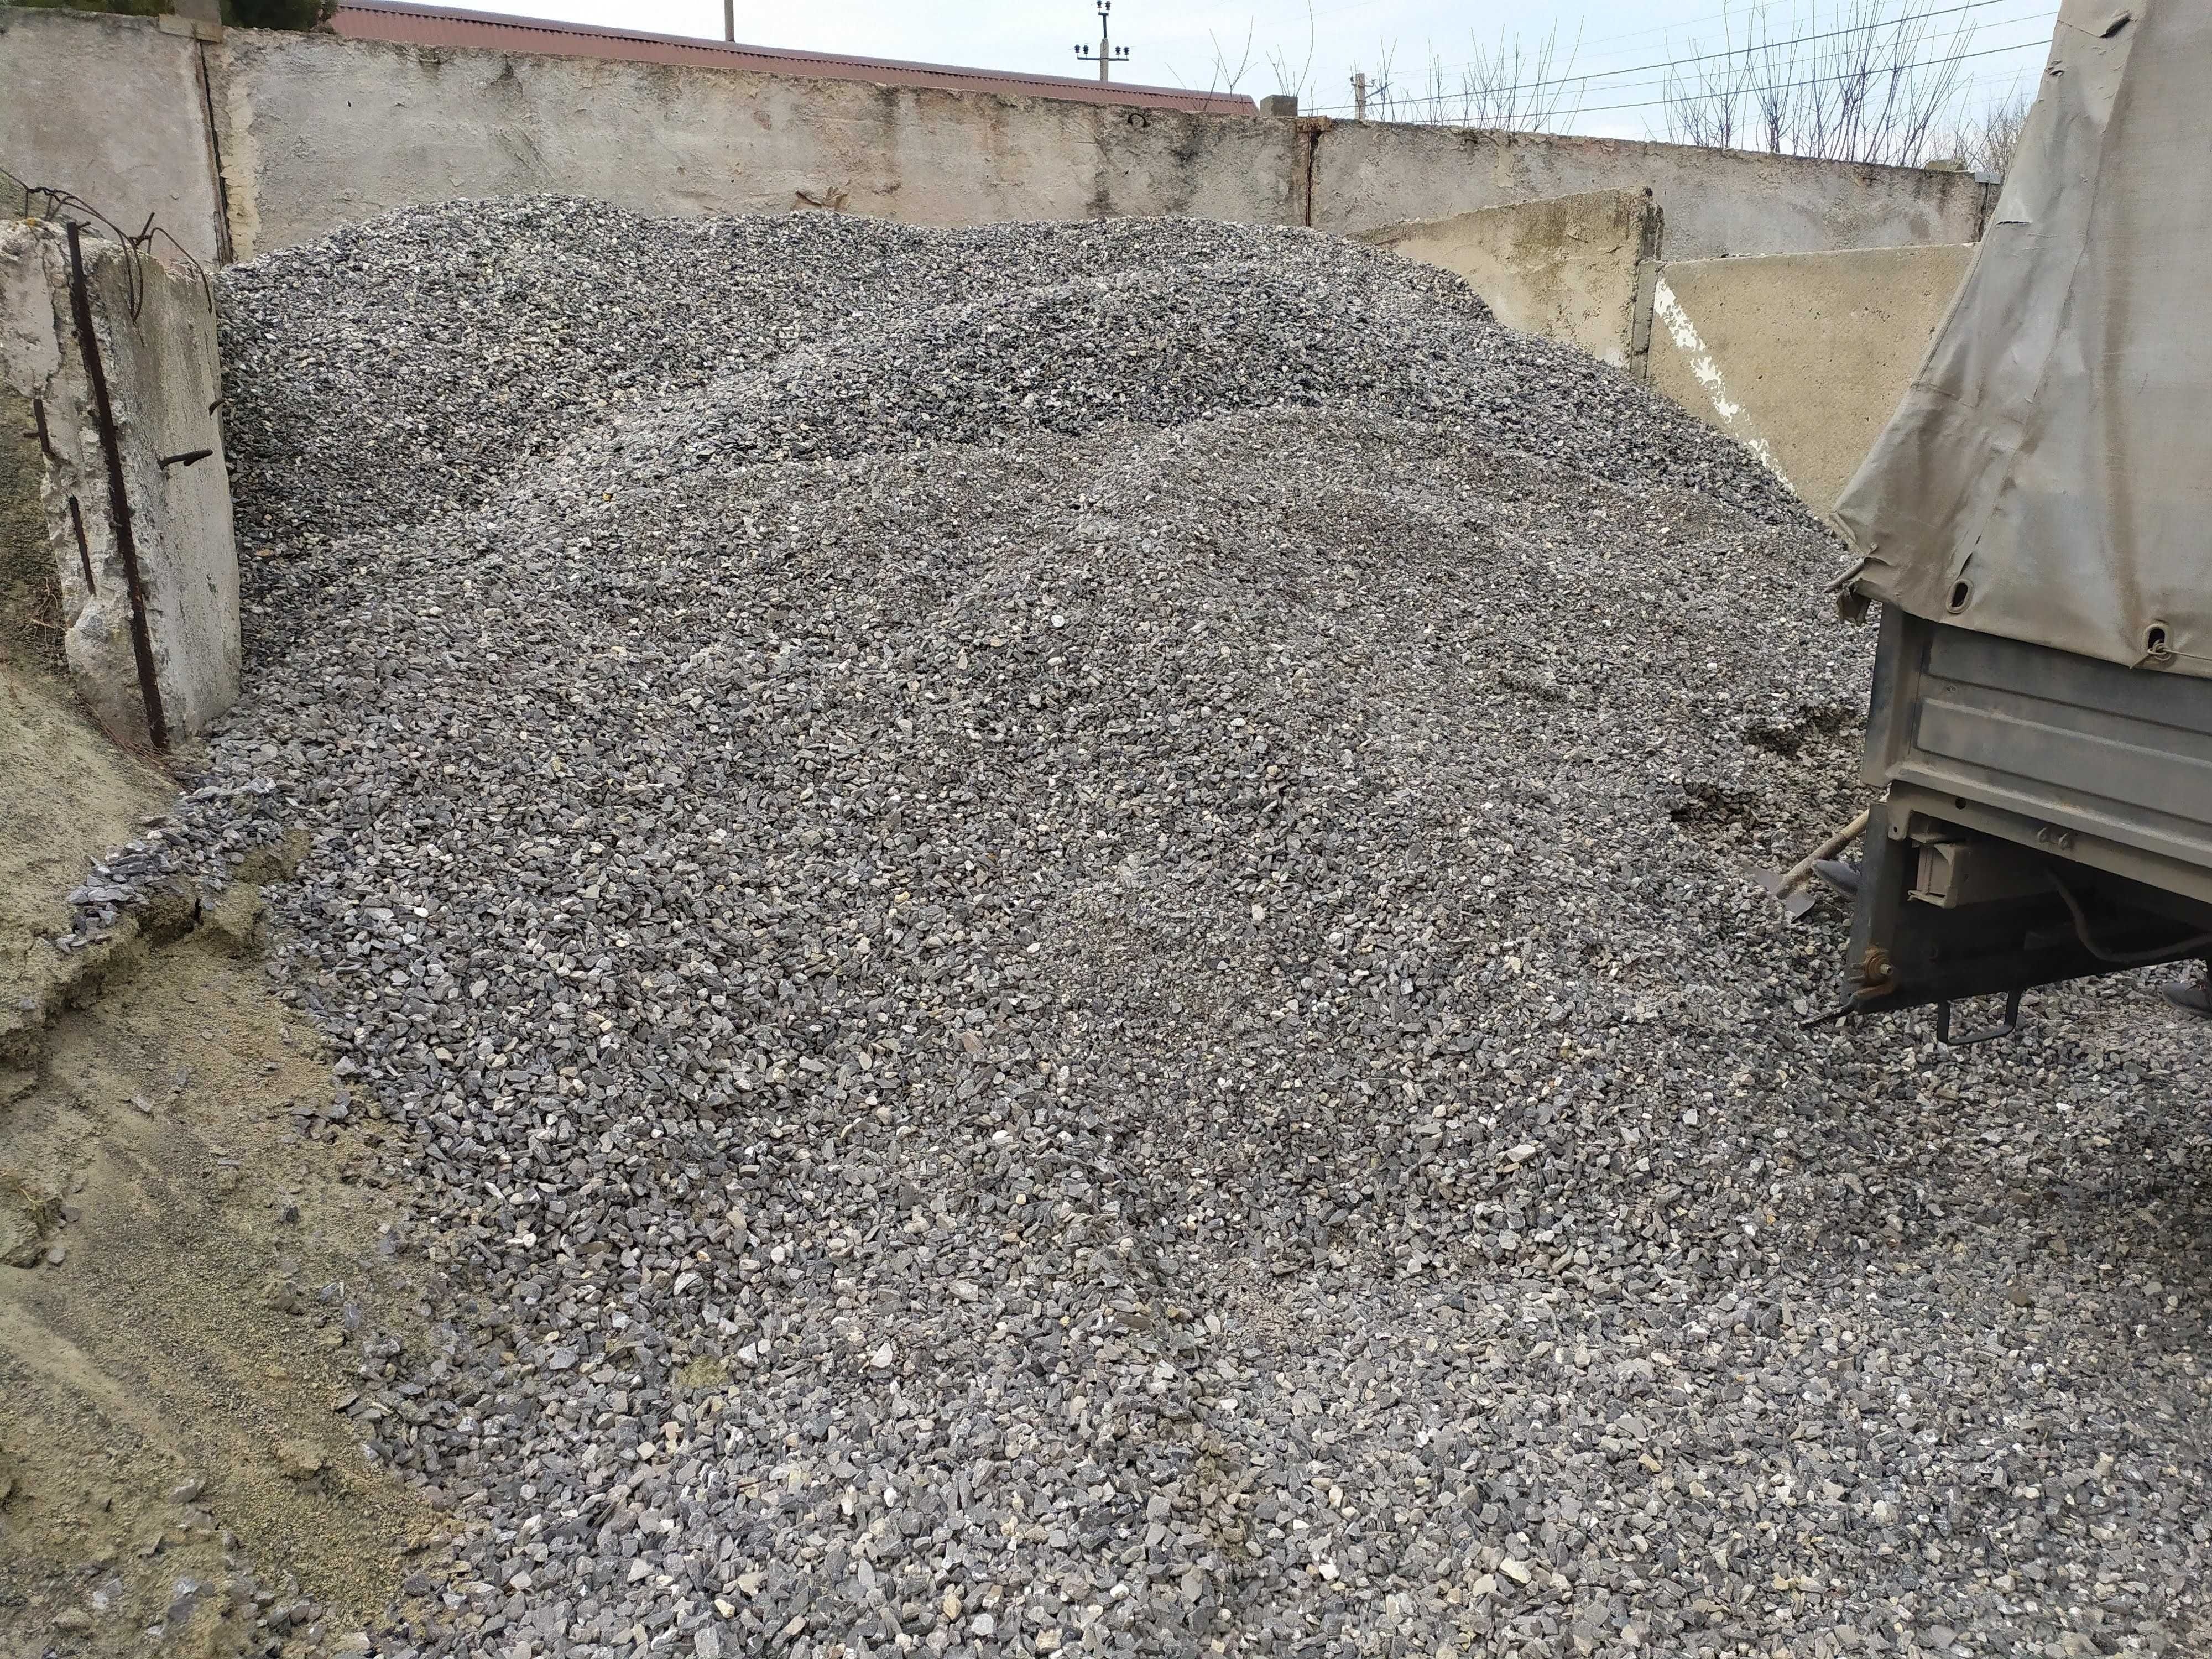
[1311, 123, 1987, 259]
[0, 222, 238, 745]
[0, 9, 229, 265]
[4, 12, 1999, 271]
[209, 31, 1300, 259]
[1645, 241, 1978, 513]
[1355, 190, 1661, 371]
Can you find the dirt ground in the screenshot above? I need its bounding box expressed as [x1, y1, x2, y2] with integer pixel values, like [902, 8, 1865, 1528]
[0, 660, 440, 1658]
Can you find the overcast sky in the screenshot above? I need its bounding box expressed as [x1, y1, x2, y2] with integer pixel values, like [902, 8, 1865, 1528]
[504, 0, 2058, 137]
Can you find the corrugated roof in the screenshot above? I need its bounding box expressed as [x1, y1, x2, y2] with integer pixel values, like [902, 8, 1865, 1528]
[328, 2, 1258, 115]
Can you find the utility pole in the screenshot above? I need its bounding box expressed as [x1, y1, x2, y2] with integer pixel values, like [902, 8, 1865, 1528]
[723, 0, 734, 42]
[1352, 71, 1367, 121]
[1074, 0, 1129, 82]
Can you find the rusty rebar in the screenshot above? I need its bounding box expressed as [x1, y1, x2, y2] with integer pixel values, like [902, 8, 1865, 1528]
[30, 397, 61, 464]
[67, 497, 95, 595]
[66, 220, 168, 750]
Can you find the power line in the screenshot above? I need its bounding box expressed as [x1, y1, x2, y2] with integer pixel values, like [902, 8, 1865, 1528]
[1256, 0, 2049, 71]
[1308, 29, 2050, 116]
[1600, 55, 2042, 135]
[1563, 31, 2047, 113]
[1558, 0, 1895, 60]
[1429, 19, 2049, 107]
[1566, 0, 2043, 60]
[1379, 0, 2041, 101]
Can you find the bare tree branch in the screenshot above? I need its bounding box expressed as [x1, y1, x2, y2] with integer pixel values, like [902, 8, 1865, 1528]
[1462, 24, 1587, 132]
[1346, 22, 1583, 132]
[1936, 78, 2030, 175]
[1266, 1, 1317, 103]
[1201, 23, 1257, 96]
[1663, 0, 1977, 167]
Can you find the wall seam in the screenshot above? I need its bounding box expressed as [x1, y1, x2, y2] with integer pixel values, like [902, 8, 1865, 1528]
[1295, 117, 1331, 229]
[64, 221, 170, 749]
[194, 38, 235, 265]
[1628, 197, 1663, 383]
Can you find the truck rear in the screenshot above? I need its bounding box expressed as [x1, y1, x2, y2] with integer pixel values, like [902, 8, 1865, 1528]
[1827, 0, 2212, 1036]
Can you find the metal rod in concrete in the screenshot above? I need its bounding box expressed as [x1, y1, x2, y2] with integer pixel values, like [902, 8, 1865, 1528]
[1765, 807, 1871, 901]
[65, 219, 168, 750]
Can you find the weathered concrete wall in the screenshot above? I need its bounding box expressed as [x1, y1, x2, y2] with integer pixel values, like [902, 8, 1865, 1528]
[0, 222, 239, 744]
[210, 30, 1298, 259]
[1646, 241, 1976, 513]
[1355, 190, 1660, 370]
[1311, 123, 1987, 259]
[0, 9, 228, 265]
[6, 11, 1996, 270]
[3, 4, 1995, 396]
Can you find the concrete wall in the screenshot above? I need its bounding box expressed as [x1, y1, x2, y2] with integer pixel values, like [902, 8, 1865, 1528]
[0, 222, 239, 745]
[212, 29, 1297, 259]
[1354, 189, 1660, 370]
[1355, 192, 1979, 517]
[2, 9, 1994, 269]
[0, 7, 1985, 541]
[1311, 122, 1989, 258]
[0, 9, 228, 265]
[1646, 241, 1977, 513]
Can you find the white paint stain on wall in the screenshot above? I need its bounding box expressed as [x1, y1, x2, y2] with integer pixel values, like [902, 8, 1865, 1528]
[1650, 275, 1786, 479]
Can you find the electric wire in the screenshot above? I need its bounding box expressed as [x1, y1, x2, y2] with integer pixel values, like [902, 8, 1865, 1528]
[1307, 30, 2050, 116]
[2046, 872, 2212, 967]
[1373, 0, 2034, 100]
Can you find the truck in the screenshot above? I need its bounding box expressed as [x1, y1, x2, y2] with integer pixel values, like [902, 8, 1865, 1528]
[1824, 0, 2212, 1041]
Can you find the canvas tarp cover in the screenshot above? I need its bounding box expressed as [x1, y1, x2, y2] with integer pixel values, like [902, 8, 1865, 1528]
[1833, 0, 2212, 679]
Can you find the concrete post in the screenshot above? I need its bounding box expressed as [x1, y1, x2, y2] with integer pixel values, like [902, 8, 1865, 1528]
[0, 221, 240, 745]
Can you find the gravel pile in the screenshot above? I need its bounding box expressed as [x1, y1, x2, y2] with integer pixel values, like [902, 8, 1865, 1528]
[135, 200, 2212, 1656]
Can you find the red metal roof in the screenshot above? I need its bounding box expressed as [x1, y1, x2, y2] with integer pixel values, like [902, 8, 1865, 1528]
[329, 2, 1258, 114]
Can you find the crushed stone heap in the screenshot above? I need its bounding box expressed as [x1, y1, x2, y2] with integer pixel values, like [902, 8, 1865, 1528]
[132, 200, 2212, 1655]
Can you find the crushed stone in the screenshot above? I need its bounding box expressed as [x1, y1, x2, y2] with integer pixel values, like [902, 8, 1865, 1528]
[72, 199, 2212, 1656]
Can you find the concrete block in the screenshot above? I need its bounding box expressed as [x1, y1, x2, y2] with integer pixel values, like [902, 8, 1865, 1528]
[1355, 190, 1661, 370]
[1644, 241, 1976, 513]
[5, 11, 1995, 273]
[0, 8, 228, 264]
[166, 0, 225, 37]
[157, 14, 227, 45]
[208, 30, 1300, 259]
[1313, 123, 1987, 258]
[0, 221, 239, 746]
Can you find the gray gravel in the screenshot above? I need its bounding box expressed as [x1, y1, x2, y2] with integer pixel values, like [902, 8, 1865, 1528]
[118, 199, 2212, 1655]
